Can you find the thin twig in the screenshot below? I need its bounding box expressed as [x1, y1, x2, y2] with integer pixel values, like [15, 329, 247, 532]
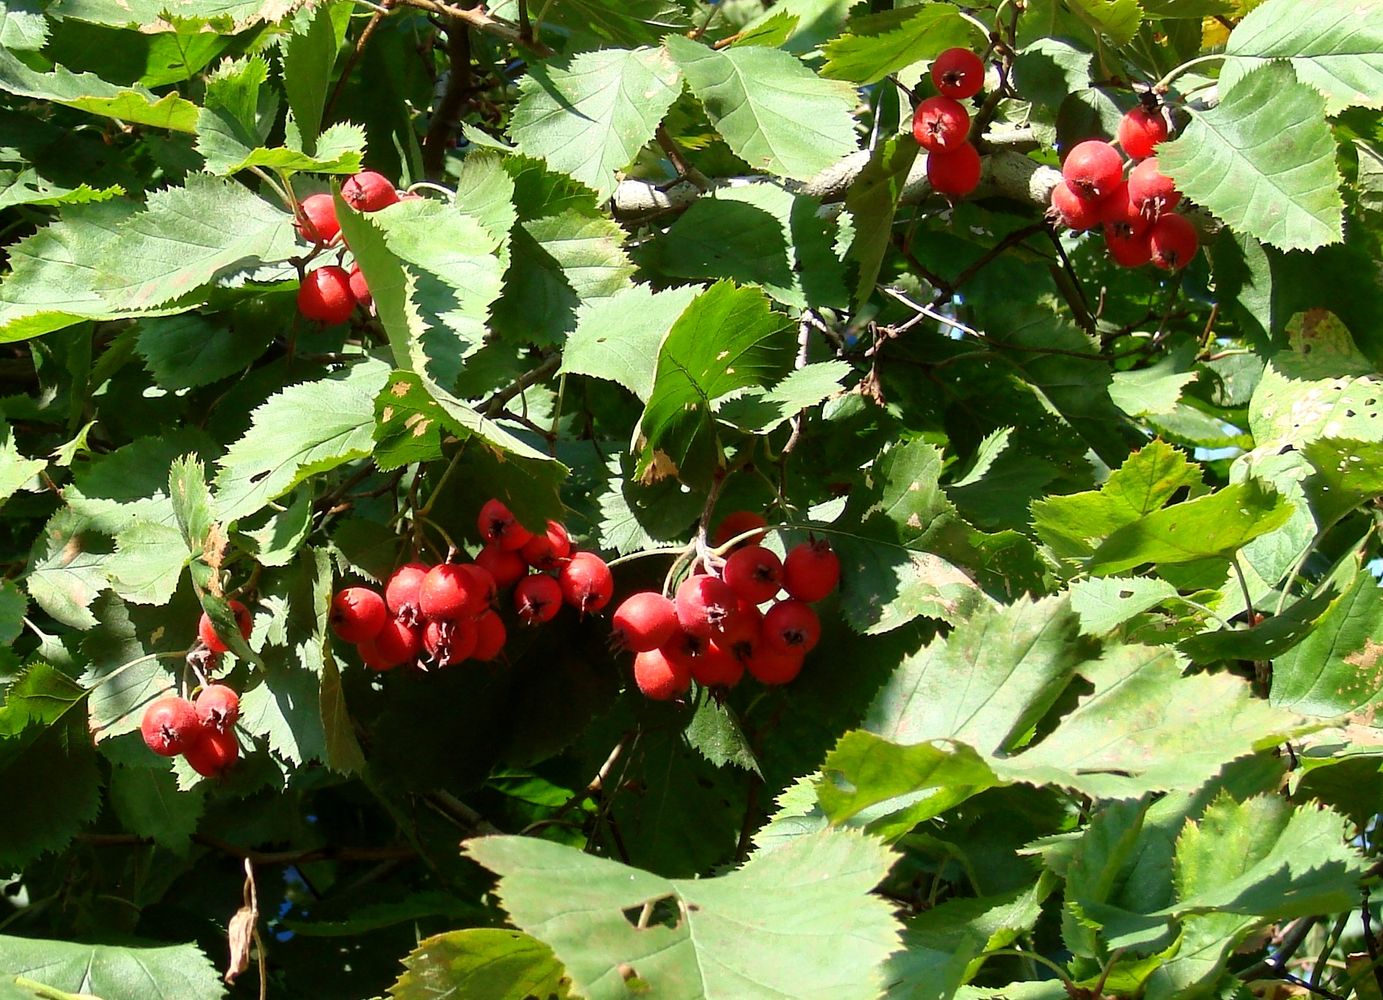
[423, 14, 473, 180]
[325, 4, 392, 123]
[482, 354, 562, 416]
[396, 0, 552, 54]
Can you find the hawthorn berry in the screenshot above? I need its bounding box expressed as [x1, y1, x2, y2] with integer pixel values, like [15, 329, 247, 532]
[1127, 157, 1181, 218]
[926, 142, 982, 197]
[330, 587, 387, 643]
[674, 574, 739, 638]
[1049, 181, 1102, 231]
[184, 728, 239, 778]
[140, 697, 201, 757]
[1061, 140, 1123, 203]
[1148, 213, 1198, 271]
[423, 618, 478, 666]
[931, 47, 984, 100]
[477, 499, 532, 551]
[633, 648, 691, 701]
[763, 599, 821, 655]
[783, 540, 840, 602]
[296, 192, 340, 244]
[1097, 181, 1152, 238]
[514, 574, 563, 625]
[744, 643, 805, 686]
[348, 264, 371, 309]
[194, 684, 240, 735]
[298, 265, 356, 325]
[359, 618, 421, 670]
[342, 170, 400, 212]
[198, 600, 252, 654]
[1104, 225, 1153, 268]
[519, 520, 572, 570]
[559, 552, 614, 614]
[1117, 106, 1169, 161]
[419, 563, 484, 621]
[385, 562, 430, 620]
[462, 563, 498, 609]
[473, 610, 507, 662]
[662, 631, 742, 688]
[611, 592, 678, 652]
[912, 96, 971, 153]
[712, 511, 768, 549]
[476, 544, 527, 589]
[722, 546, 784, 605]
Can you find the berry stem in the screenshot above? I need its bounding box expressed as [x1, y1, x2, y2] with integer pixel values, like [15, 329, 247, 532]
[1155, 53, 1225, 91]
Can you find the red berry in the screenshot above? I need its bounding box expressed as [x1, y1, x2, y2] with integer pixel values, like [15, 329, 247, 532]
[1049, 180, 1102, 231]
[348, 264, 371, 309]
[140, 697, 200, 757]
[519, 520, 571, 570]
[662, 631, 742, 688]
[194, 684, 240, 735]
[912, 96, 971, 153]
[744, 643, 805, 686]
[675, 574, 740, 638]
[423, 618, 478, 666]
[633, 648, 691, 701]
[722, 546, 783, 605]
[931, 47, 984, 100]
[359, 618, 421, 670]
[330, 587, 387, 643]
[712, 511, 768, 549]
[476, 544, 527, 589]
[783, 540, 840, 602]
[1117, 106, 1169, 161]
[514, 574, 562, 625]
[1097, 181, 1152, 238]
[1061, 140, 1123, 203]
[419, 564, 484, 621]
[1148, 213, 1198, 271]
[1127, 157, 1181, 219]
[477, 499, 533, 551]
[559, 552, 614, 614]
[296, 192, 339, 244]
[385, 562, 430, 620]
[763, 599, 821, 655]
[184, 728, 239, 778]
[473, 610, 507, 662]
[611, 592, 678, 652]
[926, 142, 981, 197]
[342, 170, 400, 212]
[462, 562, 498, 609]
[1104, 225, 1153, 268]
[198, 600, 251, 654]
[298, 266, 356, 325]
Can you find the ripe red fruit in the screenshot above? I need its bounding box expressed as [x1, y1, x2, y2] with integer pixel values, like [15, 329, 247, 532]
[926, 142, 981, 197]
[559, 552, 614, 614]
[633, 648, 691, 701]
[198, 600, 252, 654]
[342, 170, 400, 212]
[744, 643, 805, 686]
[330, 587, 387, 643]
[462, 563, 497, 608]
[1049, 181, 1102, 231]
[763, 599, 821, 655]
[722, 546, 784, 605]
[931, 47, 984, 100]
[712, 511, 768, 549]
[611, 592, 678, 652]
[1127, 157, 1181, 219]
[1061, 140, 1123, 203]
[194, 684, 240, 734]
[184, 728, 239, 778]
[514, 574, 562, 624]
[419, 564, 484, 621]
[298, 266, 356, 325]
[473, 610, 507, 662]
[1097, 181, 1152, 238]
[783, 540, 840, 602]
[385, 562, 430, 620]
[476, 544, 527, 589]
[348, 264, 371, 309]
[296, 192, 340, 244]
[1104, 225, 1153, 267]
[519, 520, 572, 570]
[141, 697, 200, 757]
[1148, 213, 1198, 271]
[675, 574, 740, 638]
[359, 618, 421, 670]
[663, 631, 742, 688]
[423, 618, 478, 666]
[477, 499, 533, 551]
[1117, 106, 1169, 161]
[912, 96, 971, 153]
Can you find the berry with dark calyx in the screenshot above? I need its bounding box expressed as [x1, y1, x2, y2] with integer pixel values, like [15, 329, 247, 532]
[348, 264, 371, 309]
[473, 611, 507, 662]
[912, 96, 971, 153]
[722, 546, 783, 605]
[184, 728, 239, 778]
[783, 540, 841, 603]
[663, 631, 742, 688]
[423, 618, 478, 666]
[342, 170, 400, 212]
[514, 574, 563, 625]
[1148, 213, 1198, 271]
[477, 499, 533, 551]
[194, 684, 240, 735]
[519, 520, 572, 570]
[1097, 181, 1152, 238]
[744, 642, 805, 686]
[763, 599, 821, 655]
[298, 266, 356, 325]
[476, 544, 527, 589]
[1061, 140, 1123, 203]
[1117, 106, 1169, 161]
[330, 587, 387, 643]
[675, 574, 739, 638]
[1104, 225, 1153, 268]
[1127, 157, 1181, 219]
[559, 552, 614, 614]
[462, 563, 498, 610]
[931, 47, 985, 100]
[297, 192, 340, 244]
[926, 142, 981, 197]
[198, 600, 252, 654]
[141, 697, 200, 757]
[633, 648, 691, 701]
[712, 511, 768, 549]
[360, 618, 421, 671]
[385, 562, 430, 621]
[1049, 181, 1102, 231]
[419, 563, 484, 622]
[611, 592, 678, 652]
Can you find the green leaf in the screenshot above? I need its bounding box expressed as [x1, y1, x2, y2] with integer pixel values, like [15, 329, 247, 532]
[390, 929, 571, 1000]
[465, 829, 902, 1000]
[1069, 576, 1180, 635]
[0, 168, 123, 211]
[716, 361, 852, 435]
[1271, 567, 1383, 717]
[239, 657, 325, 766]
[0, 936, 224, 1000]
[821, 3, 977, 84]
[214, 359, 390, 523]
[685, 692, 761, 774]
[843, 134, 917, 308]
[280, 1, 339, 151]
[1303, 438, 1383, 522]
[0, 46, 199, 132]
[510, 47, 682, 201]
[1012, 38, 1095, 110]
[108, 763, 205, 855]
[79, 593, 189, 742]
[319, 653, 365, 775]
[562, 283, 700, 401]
[1158, 63, 1344, 252]
[107, 520, 187, 605]
[237, 488, 312, 568]
[1223, 0, 1383, 115]
[46, 0, 311, 29]
[168, 455, 215, 557]
[0, 3, 48, 50]
[665, 35, 858, 181]
[134, 313, 258, 390]
[1065, 0, 1144, 45]
[0, 420, 44, 506]
[25, 509, 110, 629]
[0, 578, 24, 646]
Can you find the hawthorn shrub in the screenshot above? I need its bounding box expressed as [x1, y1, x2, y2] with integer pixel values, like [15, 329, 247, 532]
[1, 1, 1382, 998]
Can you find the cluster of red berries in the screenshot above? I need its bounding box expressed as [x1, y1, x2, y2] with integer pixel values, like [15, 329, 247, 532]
[140, 685, 241, 777]
[1048, 105, 1198, 271]
[912, 47, 987, 198]
[328, 500, 614, 672]
[295, 169, 416, 325]
[612, 512, 841, 701]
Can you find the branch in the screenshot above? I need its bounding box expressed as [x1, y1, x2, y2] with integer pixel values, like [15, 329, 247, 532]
[396, 0, 552, 55]
[423, 14, 473, 180]
[481, 354, 562, 416]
